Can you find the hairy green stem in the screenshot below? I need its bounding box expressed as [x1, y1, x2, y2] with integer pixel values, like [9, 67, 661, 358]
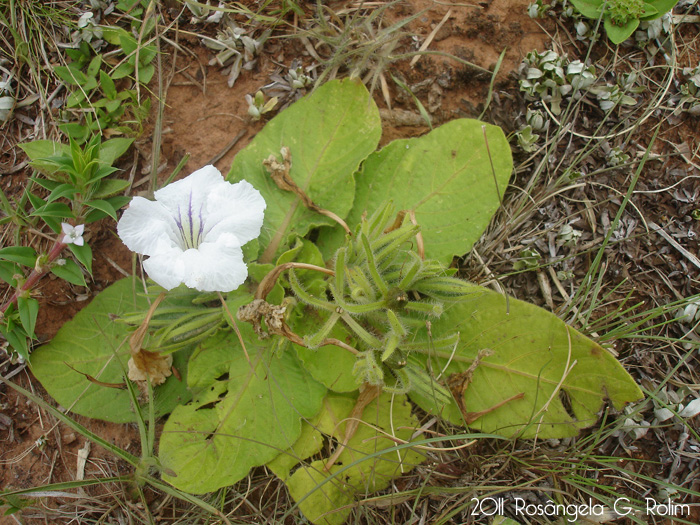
[256, 262, 334, 301]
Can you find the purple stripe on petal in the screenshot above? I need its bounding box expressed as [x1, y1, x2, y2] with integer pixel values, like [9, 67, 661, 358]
[187, 191, 195, 248]
[197, 206, 205, 246]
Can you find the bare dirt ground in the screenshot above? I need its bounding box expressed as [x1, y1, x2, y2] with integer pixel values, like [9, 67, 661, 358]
[1, 0, 699, 523]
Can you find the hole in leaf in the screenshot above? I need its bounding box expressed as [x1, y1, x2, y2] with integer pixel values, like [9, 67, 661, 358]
[196, 401, 219, 411]
[195, 390, 228, 410]
[308, 227, 320, 243]
[558, 389, 576, 420]
[216, 372, 229, 381]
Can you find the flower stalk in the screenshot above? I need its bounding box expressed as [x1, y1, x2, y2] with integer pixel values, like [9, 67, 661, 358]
[260, 146, 350, 263]
[255, 262, 334, 301]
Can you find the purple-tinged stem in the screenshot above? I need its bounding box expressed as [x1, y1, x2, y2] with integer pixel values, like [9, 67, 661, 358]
[0, 240, 68, 318]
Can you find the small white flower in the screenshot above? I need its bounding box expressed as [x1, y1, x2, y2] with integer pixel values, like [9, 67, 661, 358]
[61, 223, 85, 246]
[117, 165, 266, 292]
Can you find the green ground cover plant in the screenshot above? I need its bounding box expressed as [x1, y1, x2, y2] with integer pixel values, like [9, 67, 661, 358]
[0, 0, 159, 361]
[570, 0, 680, 43]
[0, 136, 133, 360]
[2, 0, 698, 523]
[27, 79, 643, 524]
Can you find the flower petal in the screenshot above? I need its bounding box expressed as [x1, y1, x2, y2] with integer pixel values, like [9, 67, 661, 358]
[152, 165, 229, 250]
[117, 197, 181, 255]
[153, 164, 223, 218]
[181, 239, 248, 292]
[142, 247, 187, 290]
[142, 237, 248, 292]
[204, 179, 267, 246]
[119, 165, 265, 293]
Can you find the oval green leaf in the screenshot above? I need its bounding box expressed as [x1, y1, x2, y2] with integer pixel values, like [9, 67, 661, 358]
[329, 119, 513, 265]
[642, 0, 678, 19]
[50, 258, 87, 287]
[159, 319, 327, 493]
[30, 278, 192, 423]
[228, 78, 381, 263]
[604, 16, 640, 44]
[570, 0, 603, 18]
[410, 284, 643, 439]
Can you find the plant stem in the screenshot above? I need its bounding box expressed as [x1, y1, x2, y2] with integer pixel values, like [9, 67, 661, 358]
[256, 262, 334, 301]
[0, 239, 67, 318]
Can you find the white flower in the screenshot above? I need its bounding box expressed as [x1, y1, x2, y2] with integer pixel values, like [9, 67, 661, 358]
[61, 223, 85, 246]
[117, 165, 266, 292]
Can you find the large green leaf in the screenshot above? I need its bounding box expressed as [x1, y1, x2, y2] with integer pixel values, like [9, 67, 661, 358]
[291, 308, 359, 393]
[30, 278, 191, 423]
[285, 392, 425, 525]
[410, 285, 643, 439]
[266, 394, 338, 482]
[228, 78, 381, 264]
[642, 0, 678, 20]
[322, 119, 512, 265]
[159, 316, 327, 493]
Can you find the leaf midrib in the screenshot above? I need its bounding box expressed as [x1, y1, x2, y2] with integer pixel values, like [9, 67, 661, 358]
[260, 100, 353, 263]
[431, 349, 606, 398]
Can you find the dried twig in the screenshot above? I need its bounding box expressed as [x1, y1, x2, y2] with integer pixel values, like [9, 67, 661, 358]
[410, 10, 452, 67]
[649, 222, 700, 271]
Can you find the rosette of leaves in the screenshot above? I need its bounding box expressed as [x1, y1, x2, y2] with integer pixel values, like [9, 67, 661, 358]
[519, 51, 596, 114]
[570, 0, 679, 44]
[675, 64, 700, 115]
[19, 135, 133, 233]
[203, 17, 268, 88]
[30, 79, 644, 524]
[264, 59, 316, 109]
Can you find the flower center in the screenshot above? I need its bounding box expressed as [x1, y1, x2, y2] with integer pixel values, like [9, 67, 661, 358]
[174, 193, 205, 250]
